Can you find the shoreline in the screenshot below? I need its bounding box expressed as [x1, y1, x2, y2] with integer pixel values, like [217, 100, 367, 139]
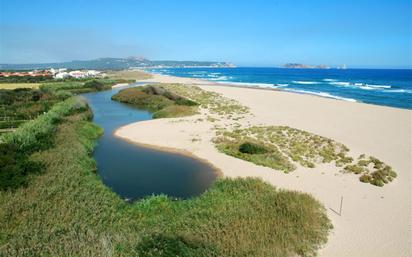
[114, 71, 412, 257]
[144, 71, 411, 111]
[114, 125, 223, 178]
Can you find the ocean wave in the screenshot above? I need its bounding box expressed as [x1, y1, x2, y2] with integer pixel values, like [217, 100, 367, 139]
[216, 81, 275, 88]
[188, 71, 208, 74]
[329, 81, 351, 86]
[323, 78, 337, 82]
[273, 84, 289, 88]
[208, 76, 231, 81]
[382, 89, 412, 94]
[367, 84, 391, 89]
[284, 89, 357, 102]
[292, 80, 320, 85]
[330, 81, 393, 91]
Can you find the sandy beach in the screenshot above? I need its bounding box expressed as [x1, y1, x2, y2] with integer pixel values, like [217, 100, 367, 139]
[115, 73, 412, 257]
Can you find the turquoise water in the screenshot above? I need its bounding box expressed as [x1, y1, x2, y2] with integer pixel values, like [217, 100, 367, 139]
[82, 84, 217, 201]
[148, 67, 412, 109]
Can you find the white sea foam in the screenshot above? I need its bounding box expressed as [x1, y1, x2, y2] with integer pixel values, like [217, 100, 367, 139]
[323, 78, 337, 82]
[382, 89, 412, 94]
[367, 84, 391, 89]
[216, 81, 275, 88]
[273, 84, 289, 88]
[208, 76, 231, 81]
[331, 81, 392, 91]
[292, 80, 320, 85]
[188, 71, 207, 74]
[284, 89, 357, 102]
[329, 81, 351, 86]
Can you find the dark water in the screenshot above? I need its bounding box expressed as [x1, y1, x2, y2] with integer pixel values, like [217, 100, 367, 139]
[148, 67, 412, 109]
[82, 84, 217, 201]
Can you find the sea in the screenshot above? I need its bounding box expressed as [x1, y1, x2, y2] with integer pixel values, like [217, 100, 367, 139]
[146, 67, 412, 110]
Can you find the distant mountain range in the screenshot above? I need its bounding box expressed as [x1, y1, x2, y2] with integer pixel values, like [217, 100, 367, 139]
[0, 57, 236, 70]
[282, 63, 347, 69]
[283, 63, 330, 69]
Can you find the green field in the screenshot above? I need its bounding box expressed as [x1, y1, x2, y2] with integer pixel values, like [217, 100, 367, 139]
[0, 83, 41, 89]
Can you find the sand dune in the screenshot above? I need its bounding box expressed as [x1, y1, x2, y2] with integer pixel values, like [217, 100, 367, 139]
[116, 73, 412, 257]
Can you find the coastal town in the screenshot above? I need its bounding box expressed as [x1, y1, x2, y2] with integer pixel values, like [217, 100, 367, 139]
[0, 68, 105, 79]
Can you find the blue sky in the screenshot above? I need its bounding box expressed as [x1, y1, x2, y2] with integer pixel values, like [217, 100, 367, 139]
[1, 0, 411, 68]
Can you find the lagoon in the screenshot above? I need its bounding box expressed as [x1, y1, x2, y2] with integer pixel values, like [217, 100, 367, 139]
[82, 84, 216, 201]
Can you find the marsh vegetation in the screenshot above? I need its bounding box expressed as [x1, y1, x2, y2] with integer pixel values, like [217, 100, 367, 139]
[0, 80, 333, 256]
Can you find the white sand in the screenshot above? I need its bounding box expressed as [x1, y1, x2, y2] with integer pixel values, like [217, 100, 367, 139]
[115, 73, 412, 257]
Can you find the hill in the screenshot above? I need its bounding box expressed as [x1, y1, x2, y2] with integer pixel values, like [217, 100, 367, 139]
[0, 57, 235, 70]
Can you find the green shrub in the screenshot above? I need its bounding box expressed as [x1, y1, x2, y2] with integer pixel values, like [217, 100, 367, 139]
[112, 87, 174, 112]
[0, 142, 43, 190]
[175, 98, 198, 106]
[359, 174, 371, 183]
[344, 164, 364, 174]
[153, 105, 197, 119]
[83, 80, 106, 91]
[112, 86, 198, 118]
[239, 142, 268, 154]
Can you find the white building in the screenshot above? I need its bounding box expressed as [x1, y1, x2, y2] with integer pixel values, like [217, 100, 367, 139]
[68, 70, 86, 78]
[55, 72, 70, 79]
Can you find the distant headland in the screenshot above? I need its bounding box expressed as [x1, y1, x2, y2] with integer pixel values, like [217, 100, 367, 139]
[0, 57, 236, 70]
[282, 63, 347, 69]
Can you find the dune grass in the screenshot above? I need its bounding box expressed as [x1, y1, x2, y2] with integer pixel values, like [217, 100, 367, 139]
[112, 87, 174, 112]
[112, 85, 199, 119]
[0, 100, 332, 256]
[160, 83, 249, 119]
[153, 105, 197, 119]
[214, 126, 396, 186]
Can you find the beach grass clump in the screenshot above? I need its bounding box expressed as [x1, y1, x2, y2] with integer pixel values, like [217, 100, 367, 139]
[0, 101, 332, 256]
[214, 134, 295, 172]
[214, 126, 351, 171]
[346, 155, 397, 187]
[112, 85, 199, 118]
[214, 126, 396, 186]
[160, 83, 249, 118]
[153, 105, 197, 119]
